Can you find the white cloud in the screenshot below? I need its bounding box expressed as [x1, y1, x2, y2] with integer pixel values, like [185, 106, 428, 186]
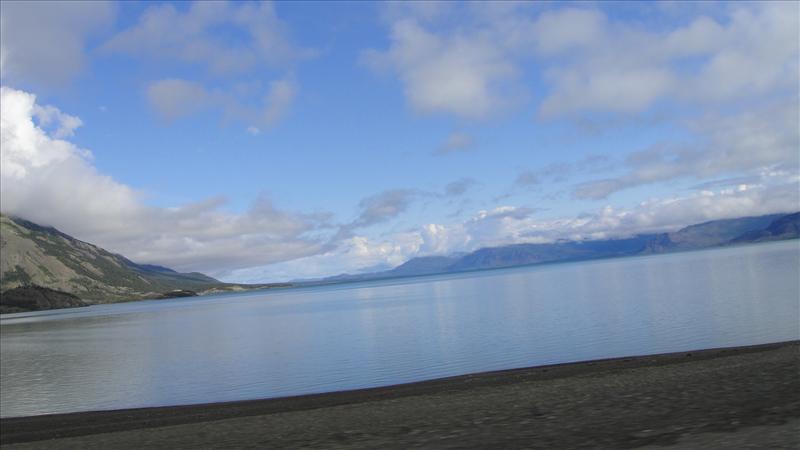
[1, 87, 143, 228]
[686, 3, 798, 102]
[0, 1, 115, 88]
[366, 3, 798, 119]
[145, 76, 297, 129]
[435, 132, 474, 155]
[0, 1, 307, 131]
[568, 183, 799, 239]
[494, 183, 797, 244]
[529, 8, 607, 55]
[380, 1, 454, 24]
[226, 233, 427, 282]
[540, 67, 675, 117]
[418, 223, 471, 255]
[536, 3, 799, 117]
[32, 104, 83, 138]
[351, 189, 420, 229]
[102, 1, 311, 74]
[363, 18, 522, 118]
[146, 79, 211, 121]
[574, 100, 799, 199]
[228, 178, 799, 282]
[261, 78, 296, 125]
[0, 86, 327, 276]
[105, 1, 308, 130]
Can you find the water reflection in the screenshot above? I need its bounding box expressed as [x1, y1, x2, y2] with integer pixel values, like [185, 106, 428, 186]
[2, 241, 798, 417]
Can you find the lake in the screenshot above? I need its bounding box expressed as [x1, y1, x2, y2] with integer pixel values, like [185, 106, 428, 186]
[1, 241, 798, 418]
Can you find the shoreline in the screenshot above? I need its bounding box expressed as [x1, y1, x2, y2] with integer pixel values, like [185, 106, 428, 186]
[4, 238, 797, 317]
[246, 238, 800, 293]
[2, 340, 798, 447]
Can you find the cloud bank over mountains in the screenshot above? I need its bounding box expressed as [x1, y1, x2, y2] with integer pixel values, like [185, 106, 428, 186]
[0, 1, 797, 281]
[0, 87, 326, 273]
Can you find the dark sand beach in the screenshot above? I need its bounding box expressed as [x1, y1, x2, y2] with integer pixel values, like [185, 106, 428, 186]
[2, 341, 798, 449]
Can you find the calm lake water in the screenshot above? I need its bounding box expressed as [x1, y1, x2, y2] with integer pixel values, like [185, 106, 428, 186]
[1, 241, 798, 418]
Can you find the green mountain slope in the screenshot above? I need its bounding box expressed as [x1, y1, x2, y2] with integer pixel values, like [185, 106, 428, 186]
[0, 215, 266, 304]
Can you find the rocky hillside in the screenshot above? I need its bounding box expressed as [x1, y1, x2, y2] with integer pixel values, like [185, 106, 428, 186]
[0, 215, 268, 304]
[0, 285, 88, 314]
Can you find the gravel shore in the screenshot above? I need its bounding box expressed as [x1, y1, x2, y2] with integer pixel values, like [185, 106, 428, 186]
[2, 341, 798, 449]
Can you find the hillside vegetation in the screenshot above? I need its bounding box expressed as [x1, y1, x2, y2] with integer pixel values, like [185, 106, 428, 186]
[0, 215, 277, 306]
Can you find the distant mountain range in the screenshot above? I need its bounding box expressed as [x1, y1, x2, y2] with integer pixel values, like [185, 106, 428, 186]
[0, 215, 285, 312]
[311, 212, 800, 284]
[2, 212, 797, 313]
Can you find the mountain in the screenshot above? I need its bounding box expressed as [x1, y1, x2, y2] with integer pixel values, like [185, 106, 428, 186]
[387, 256, 460, 276]
[447, 235, 658, 272]
[643, 214, 785, 252]
[731, 212, 800, 243]
[5, 212, 795, 311]
[0, 215, 276, 309]
[0, 285, 88, 314]
[318, 212, 799, 283]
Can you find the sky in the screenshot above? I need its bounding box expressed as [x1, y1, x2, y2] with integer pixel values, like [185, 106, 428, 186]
[0, 1, 798, 282]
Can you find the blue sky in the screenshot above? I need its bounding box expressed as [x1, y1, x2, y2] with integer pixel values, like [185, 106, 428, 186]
[1, 1, 798, 281]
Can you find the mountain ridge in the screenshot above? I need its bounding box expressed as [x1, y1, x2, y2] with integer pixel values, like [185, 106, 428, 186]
[311, 212, 799, 285]
[3, 212, 797, 311]
[0, 214, 281, 310]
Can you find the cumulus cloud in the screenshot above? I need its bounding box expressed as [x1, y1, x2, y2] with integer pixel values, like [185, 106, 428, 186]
[261, 78, 297, 125]
[380, 1, 454, 24]
[539, 3, 800, 200]
[145, 76, 297, 128]
[365, 3, 798, 120]
[104, 1, 308, 130]
[146, 79, 211, 121]
[352, 189, 420, 228]
[328, 188, 430, 242]
[467, 183, 798, 253]
[0, 1, 115, 88]
[103, 1, 311, 74]
[226, 177, 799, 282]
[460, 206, 544, 248]
[574, 100, 799, 199]
[528, 8, 607, 56]
[564, 183, 800, 240]
[227, 222, 473, 283]
[0, 86, 327, 275]
[540, 67, 675, 117]
[227, 233, 428, 282]
[535, 3, 799, 117]
[362, 17, 522, 118]
[32, 104, 83, 138]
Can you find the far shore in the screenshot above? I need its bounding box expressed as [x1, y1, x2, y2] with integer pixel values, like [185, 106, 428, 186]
[5, 238, 798, 316]
[2, 341, 798, 449]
